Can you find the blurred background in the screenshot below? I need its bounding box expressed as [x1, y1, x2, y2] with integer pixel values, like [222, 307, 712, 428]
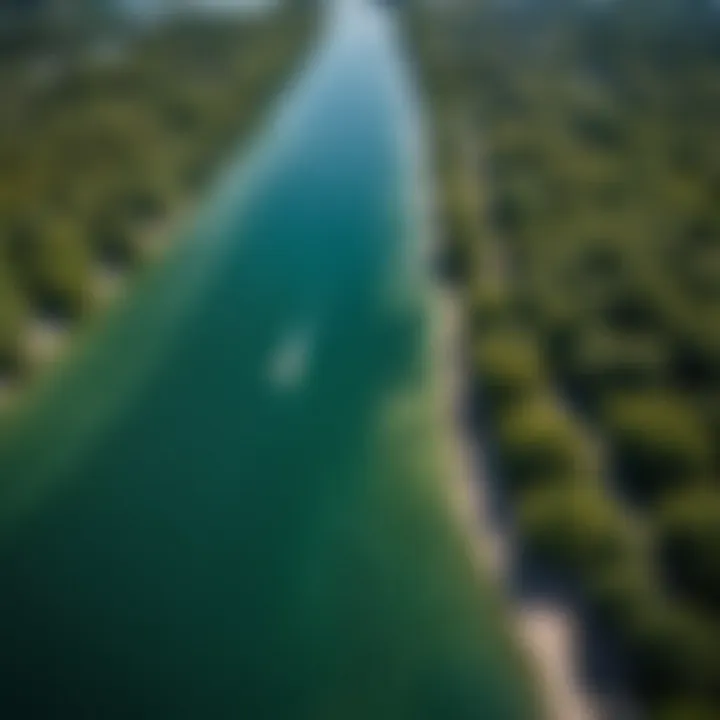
[1, 1, 720, 719]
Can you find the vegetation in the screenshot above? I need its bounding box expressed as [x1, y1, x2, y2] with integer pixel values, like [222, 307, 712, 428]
[0, 1, 316, 398]
[604, 392, 713, 504]
[473, 331, 543, 408]
[407, 0, 720, 716]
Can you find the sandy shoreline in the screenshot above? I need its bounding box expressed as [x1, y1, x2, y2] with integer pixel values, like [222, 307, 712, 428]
[0, 197, 196, 416]
[431, 283, 603, 720]
[413, 94, 605, 719]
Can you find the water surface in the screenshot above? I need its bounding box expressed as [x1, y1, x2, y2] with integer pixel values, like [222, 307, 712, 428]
[0, 4, 535, 718]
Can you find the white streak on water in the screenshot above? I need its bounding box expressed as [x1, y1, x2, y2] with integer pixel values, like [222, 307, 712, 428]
[266, 325, 316, 391]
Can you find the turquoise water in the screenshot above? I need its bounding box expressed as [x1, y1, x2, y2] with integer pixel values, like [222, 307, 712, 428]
[0, 4, 535, 718]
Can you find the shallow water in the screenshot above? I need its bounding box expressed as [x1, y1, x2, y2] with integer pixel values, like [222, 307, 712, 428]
[0, 4, 536, 718]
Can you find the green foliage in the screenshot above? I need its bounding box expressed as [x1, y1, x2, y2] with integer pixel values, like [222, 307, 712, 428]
[27, 220, 92, 320]
[652, 698, 720, 720]
[669, 324, 720, 392]
[601, 282, 664, 334]
[1, 217, 41, 287]
[436, 174, 475, 281]
[625, 606, 719, 700]
[88, 210, 137, 268]
[117, 185, 167, 225]
[585, 558, 654, 631]
[469, 284, 515, 333]
[516, 485, 634, 579]
[570, 106, 626, 152]
[496, 397, 587, 492]
[490, 179, 540, 238]
[570, 328, 669, 400]
[603, 392, 713, 504]
[474, 331, 543, 407]
[0, 267, 27, 376]
[655, 490, 720, 611]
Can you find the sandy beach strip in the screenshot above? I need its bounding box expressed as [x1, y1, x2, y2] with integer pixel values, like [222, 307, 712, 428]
[431, 283, 602, 720]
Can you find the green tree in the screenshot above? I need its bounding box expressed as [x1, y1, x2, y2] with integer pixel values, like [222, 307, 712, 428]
[603, 392, 712, 504]
[517, 485, 634, 579]
[655, 490, 720, 612]
[29, 220, 92, 320]
[474, 331, 543, 407]
[0, 266, 28, 376]
[497, 396, 588, 492]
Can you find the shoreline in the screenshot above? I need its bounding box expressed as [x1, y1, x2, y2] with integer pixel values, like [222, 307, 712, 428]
[0, 197, 195, 415]
[430, 280, 603, 720]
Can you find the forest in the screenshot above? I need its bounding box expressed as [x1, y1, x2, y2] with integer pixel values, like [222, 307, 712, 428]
[0, 0, 315, 404]
[407, 1, 720, 718]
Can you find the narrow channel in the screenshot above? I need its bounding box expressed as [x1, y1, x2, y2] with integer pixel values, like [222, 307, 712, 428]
[0, 3, 535, 718]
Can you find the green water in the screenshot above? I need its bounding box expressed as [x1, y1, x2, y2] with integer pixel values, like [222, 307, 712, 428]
[0, 4, 536, 718]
